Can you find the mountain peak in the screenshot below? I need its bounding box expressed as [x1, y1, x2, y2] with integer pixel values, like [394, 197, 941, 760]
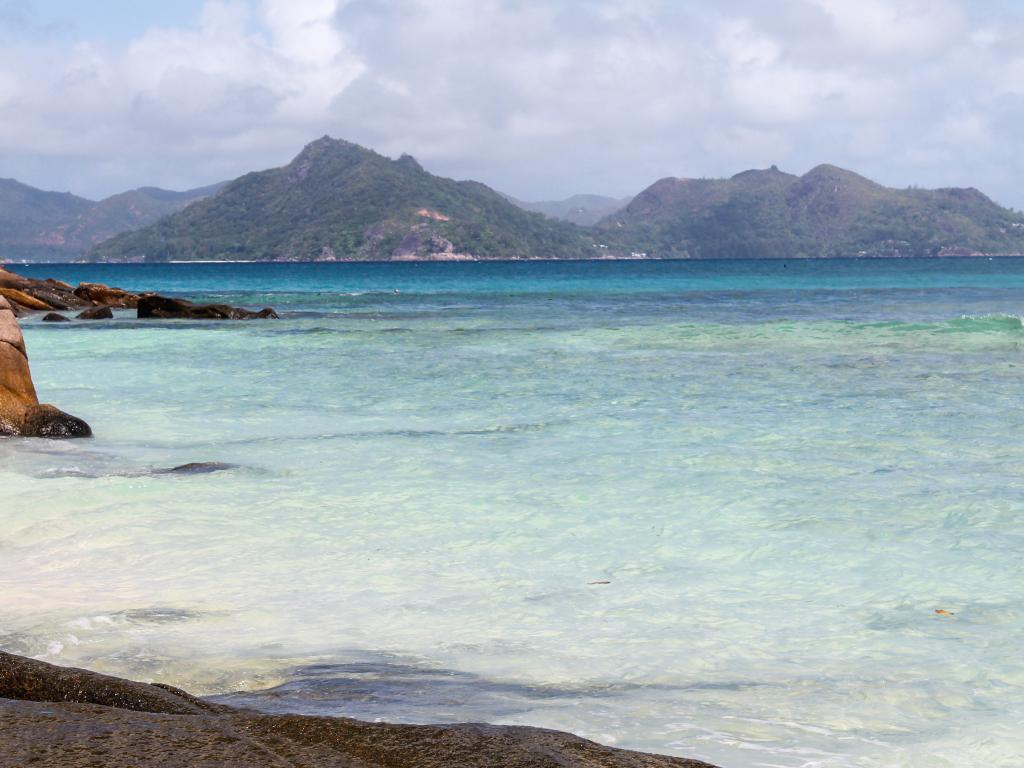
[396, 153, 423, 172]
[293, 135, 366, 162]
[800, 164, 876, 186]
[730, 166, 798, 186]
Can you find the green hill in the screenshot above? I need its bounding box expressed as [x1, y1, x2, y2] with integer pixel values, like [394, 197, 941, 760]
[0, 179, 222, 261]
[89, 137, 592, 262]
[596, 164, 1024, 258]
[0, 179, 94, 261]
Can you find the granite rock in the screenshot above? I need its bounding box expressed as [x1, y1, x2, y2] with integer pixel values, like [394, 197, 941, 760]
[0, 652, 715, 768]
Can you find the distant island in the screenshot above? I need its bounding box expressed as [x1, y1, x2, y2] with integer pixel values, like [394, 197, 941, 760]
[4, 136, 1024, 263]
[0, 178, 225, 262]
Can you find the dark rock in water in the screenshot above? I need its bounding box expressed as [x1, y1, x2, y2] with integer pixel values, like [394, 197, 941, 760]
[42, 313, 71, 323]
[138, 294, 279, 320]
[20, 404, 92, 438]
[76, 306, 114, 320]
[1, 296, 91, 438]
[160, 462, 237, 475]
[0, 651, 715, 768]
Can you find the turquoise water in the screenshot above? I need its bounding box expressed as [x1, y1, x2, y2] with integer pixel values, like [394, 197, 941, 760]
[3, 259, 1024, 768]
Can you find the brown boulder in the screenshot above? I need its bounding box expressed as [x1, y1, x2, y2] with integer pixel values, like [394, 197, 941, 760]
[74, 282, 141, 308]
[0, 266, 29, 289]
[42, 313, 71, 323]
[77, 306, 114, 320]
[0, 287, 53, 311]
[0, 652, 714, 768]
[23, 284, 86, 311]
[138, 294, 279, 320]
[0, 296, 91, 438]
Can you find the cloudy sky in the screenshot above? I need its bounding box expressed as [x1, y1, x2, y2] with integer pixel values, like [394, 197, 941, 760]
[2, 0, 1024, 207]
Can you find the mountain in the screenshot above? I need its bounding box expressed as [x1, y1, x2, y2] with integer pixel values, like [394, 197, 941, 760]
[506, 193, 633, 226]
[0, 180, 94, 261]
[90, 137, 593, 262]
[0, 179, 224, 261]
[596, 164, 1024, 258]
[26, 148, 1022, 263]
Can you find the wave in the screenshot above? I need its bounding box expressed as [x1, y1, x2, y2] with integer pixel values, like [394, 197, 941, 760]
[855, 314, 1024, 335]
[947, 313, 1024, 332]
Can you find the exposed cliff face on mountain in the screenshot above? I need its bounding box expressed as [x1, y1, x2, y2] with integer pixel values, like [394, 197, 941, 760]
[89, 137, 593, 262]
[0, 179, 223, 261]
[596, 164, 1024, 259]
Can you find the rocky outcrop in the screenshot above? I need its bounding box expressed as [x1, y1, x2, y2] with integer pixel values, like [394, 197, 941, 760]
[391, 227, 476, 261]
[0, 267, 278, 321]
[0, 296, 91, 438]
[0, 652, 714, 768]
[73, 282, 141, 308]
[137, 295, 279, 320]
[0, 267, 109, 313]
[0, 287, 53, 311]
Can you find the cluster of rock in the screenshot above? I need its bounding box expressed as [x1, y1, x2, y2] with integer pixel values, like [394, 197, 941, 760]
[0, 651, 713, 768]
[0, 266, 278, 321]
[0, 266, 278, 438]
[137, 295, 279, 320]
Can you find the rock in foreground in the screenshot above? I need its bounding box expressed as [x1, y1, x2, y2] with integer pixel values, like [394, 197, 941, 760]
[0, 652, 715, 768]
[0, 297, 91, 438]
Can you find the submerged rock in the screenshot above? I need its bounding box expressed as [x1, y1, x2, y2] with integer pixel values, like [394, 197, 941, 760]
[76, 306, 114, 320]
[159, 462, 238, 475]
[0, 296, 91, 438]
[42, 313, 71, 323]
[138, 294, 279, 320]
[0, 652, 714, 768]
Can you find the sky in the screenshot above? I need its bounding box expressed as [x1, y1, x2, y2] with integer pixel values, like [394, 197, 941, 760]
[2, 0, 1024, 207]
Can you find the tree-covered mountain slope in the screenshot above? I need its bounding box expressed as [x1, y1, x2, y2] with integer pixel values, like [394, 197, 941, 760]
[0, 178, 222, 261]
[89, 137, 592, 262]
[596, 164, 1024, 258]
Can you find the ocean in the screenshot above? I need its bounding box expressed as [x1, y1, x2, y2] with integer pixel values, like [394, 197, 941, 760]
[3, 258, 1023, 768]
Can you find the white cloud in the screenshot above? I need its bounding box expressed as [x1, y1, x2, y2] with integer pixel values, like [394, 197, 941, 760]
[809, 0, 963, 56]
[1, 0, 1024, 208]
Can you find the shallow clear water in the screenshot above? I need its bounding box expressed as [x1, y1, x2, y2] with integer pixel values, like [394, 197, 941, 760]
[3, 259, 1024, 768]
